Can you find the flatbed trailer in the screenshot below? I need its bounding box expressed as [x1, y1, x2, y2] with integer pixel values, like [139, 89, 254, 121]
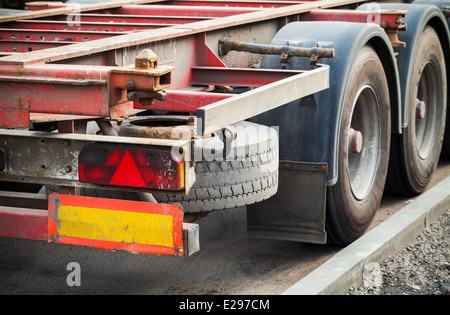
[0, 0, 448, 256]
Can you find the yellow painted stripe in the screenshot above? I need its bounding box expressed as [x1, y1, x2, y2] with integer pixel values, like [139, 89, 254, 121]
[57, 206, 174, 248]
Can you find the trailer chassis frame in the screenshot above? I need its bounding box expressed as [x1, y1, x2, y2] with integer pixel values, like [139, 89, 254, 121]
[0, 0, 413, 253]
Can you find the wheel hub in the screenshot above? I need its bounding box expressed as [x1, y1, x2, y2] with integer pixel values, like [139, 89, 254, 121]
[347, 85, 381, 201]
[416, 99, 426, 120]
[349, 128, 363, 154]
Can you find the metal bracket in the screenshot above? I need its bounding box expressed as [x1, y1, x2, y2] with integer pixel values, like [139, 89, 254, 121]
[196, 64, 330, 136]
[126, 49, 173, 106]
[218, 126, 238, 159]
[309, 43, 321, 69]
[443, 6, 450, 18]
[280, 52, 290, 69]
[127, 90, 167, 103]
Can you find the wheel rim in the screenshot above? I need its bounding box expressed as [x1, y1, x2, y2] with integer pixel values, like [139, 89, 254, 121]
[347, 85, 381, 200]
[415, 62, 438, 160]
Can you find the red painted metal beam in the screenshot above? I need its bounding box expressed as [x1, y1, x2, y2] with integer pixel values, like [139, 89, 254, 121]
[0, 196, 197, 256]
[5, 20, 172, 32]
[0, 28, 124, 42]
[0, 62, 173, 128]
[56, 13, 212, 24]
[170, 0, 305, 8]
[25, 2, 264, 16]
[301, 9, 406, 30]
[138, 67, 306, 112]
[138, 89, 234, 112]
[116, 5, 264, 17]
[191, 67, 305, 87]
[0, 78, 111, 128]
[0, 40, 73, 53]
[0, 206, 48, 241]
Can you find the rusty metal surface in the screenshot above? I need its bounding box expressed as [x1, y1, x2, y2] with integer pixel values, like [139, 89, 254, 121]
[0, 50, 174, 128]
[118, 115, 196, 140]
[0, 0, 366, 66]
[0, 129, 194, 193]
[0, 0, 373, 130]
[219, 39, 335, 58]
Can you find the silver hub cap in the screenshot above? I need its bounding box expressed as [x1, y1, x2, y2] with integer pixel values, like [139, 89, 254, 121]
[415, 62, 438, 160]
[347, 85, 381, 200]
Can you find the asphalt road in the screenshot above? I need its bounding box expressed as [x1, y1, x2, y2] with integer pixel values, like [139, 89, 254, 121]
[0, 159, 449, 295]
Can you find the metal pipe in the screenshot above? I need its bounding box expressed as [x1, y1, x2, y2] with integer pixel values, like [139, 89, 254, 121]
[96, 120, 118, 136]
[219, 39, 335, 58]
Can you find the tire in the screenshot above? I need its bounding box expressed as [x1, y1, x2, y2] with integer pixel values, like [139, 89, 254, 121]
[326, 45, 391, 246]
[443, 115, 450, 158]
[49, 120, 279, 214]
[152, 121, 279, 213]
[441, 95, 450, 158]
[386, 26, 447, 195]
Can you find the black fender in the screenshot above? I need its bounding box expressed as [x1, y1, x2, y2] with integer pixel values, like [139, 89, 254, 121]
[250, 21, 400, 185]
[359, 2, 450, 128]
[412, 1, 450, 62]
[412, 0, 450, 157]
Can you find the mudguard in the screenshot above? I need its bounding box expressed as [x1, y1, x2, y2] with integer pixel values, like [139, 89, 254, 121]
[358, 2, 450, 128]
[413, 0, 450, 19]
[411, 0, 450, 157]
[250, 21, 400, 185]
[247, 21, 400, 244]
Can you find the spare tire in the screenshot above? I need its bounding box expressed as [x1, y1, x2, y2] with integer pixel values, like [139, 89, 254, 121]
[119, 119, 279, 213]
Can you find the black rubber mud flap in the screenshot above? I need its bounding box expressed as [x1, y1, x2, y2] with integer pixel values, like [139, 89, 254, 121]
[247, 161, 327, 245]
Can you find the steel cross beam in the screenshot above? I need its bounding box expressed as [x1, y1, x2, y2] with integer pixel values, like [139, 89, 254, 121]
[5, 20, 173, 32]
[0, 0, 363, 130]
[0, 0, 365, 66]
[0, 61, 174, 128]
[168, 0, 305, 8]
[53, 13, 213, 24]
[0, 0, 168, 23]
[0, 28, 126, 42]
[197, 64, 330, 135]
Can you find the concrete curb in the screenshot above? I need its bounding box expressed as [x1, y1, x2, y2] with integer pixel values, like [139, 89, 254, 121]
[282, 176, 450, 295]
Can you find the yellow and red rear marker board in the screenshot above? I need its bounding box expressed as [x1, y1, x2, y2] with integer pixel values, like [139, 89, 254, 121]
[48, 194, 184, 256]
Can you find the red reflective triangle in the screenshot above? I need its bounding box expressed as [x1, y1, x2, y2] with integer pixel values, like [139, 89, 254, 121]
[109, 151, 146, 187]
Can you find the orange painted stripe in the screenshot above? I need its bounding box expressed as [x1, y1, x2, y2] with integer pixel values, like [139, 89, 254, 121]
[48, 194, 184, 256]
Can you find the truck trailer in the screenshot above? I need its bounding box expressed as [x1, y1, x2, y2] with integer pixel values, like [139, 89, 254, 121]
[0, 0, 448, 256]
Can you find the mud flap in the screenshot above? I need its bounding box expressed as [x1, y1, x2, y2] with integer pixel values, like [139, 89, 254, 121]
[247, 162, 327, 244]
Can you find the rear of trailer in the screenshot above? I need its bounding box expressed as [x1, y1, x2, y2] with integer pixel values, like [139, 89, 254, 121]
[0, 0, 448, 255]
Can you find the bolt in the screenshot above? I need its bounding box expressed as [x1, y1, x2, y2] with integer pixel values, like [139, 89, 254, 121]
[416, 99, 426, 119]
[126, 80, 136, 90]
[135, 49, 158, 70]
[349, 128, 363, 154]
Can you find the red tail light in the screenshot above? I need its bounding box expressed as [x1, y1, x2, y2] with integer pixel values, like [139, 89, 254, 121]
[78, 144, 184, 191]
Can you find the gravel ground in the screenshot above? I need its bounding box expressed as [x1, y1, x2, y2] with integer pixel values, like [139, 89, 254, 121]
[347, 209, 450, 295]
